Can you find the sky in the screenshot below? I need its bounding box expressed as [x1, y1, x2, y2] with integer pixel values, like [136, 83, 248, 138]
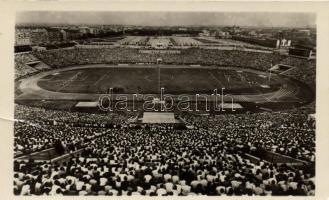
[16, 11, 316, 28]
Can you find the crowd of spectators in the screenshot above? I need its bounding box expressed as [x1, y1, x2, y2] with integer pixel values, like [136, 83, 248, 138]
[14, 103, 315, 196]
[279, 57, 316, 91]
[118, 36, 150, 46]
[147, 37, 173, 47]
[33, 48, 282, 69]
[171, 37, 202, 46]
[183, 112, 315, 162]
[14, 121, 104, 155]
[117, 36, 271, 49]
[14, 53, 39, 79]
[14, 126, 314, 196]
[15, 104, 127, 128]
[14, 104, 129, 156]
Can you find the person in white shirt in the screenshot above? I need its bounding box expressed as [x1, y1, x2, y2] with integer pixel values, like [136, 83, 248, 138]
[165, 181, 174, 193]
[108, 189, 118, 196]
[50, 184, 62, 195]
[190, 180, 199, 189]
[172, 175, 179, 183]
[181, 185, 191, 195]
[20, 184, 30, 195]
[219, 172, 226, 182]
[144, 174, 152, 183]
[132, 191, 140, 195]
[78, 185, 88, 195]
[145, 188, 154, 195]
[100, 177, 107, 186]
[84, 183, 92, 193]
[200, 179, 208, 187]
[288, 181, 298, 190]
[14, 177, 24, 189]
[163, 174, 172, 182]
[156, 187, 167, 196]
[89, 178, 97, 185]
[206, 174, 215, 182]
[231, 180, 241, 189]
[216, 185, 226, 195]
[75, 180, 85, 191]
[104, 185, 112, 193]
[179, 180, 186, 186]
[253, 185, 264, 195]
[152, 169, 161, 178]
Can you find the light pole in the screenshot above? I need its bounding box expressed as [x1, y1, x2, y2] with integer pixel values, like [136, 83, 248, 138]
[158, 64, 161, 96]
[269, 63, 272, 82]
[157, 58, 162, 97]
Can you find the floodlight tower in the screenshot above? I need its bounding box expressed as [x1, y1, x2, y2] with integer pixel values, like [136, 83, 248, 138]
[158, 64, 161, 95]
[269, 61, 273, 82]
[156, 58, 162, 96]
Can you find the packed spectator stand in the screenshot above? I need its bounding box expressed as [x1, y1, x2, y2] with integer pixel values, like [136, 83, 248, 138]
[14, 104, 315, 196]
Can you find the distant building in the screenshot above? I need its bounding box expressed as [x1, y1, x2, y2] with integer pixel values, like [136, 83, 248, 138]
[199, 30, 210, 37]
[60, 30, 67, 41]
[298, 29, 311, 37]
[79, 26, 90, 34]
[287, 29, 312, 38]
[178, 27, 188, 31]
[65, 29, 81, 40]
[89, 28, 100, 35]
[258, 33, 273, 39]
[249, 31, 257, 37]
[46, 28, 63, 43]
[15, 29, 31, 46]
[231, 26, 242, 34]
[30, 28, 49, 45]
[216, 31, 230, 38]
[276, 38, 292, 48]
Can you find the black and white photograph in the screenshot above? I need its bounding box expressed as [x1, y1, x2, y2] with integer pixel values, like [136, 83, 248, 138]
[2, 3, 323, 197]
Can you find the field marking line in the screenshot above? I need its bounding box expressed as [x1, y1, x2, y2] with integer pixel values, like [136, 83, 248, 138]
[238, 95, 250, 102]
[259, 90, 273, 102]
[144, 75, 153, 82]
[208, 70, 224, 87]
[280, 66, 296, 75]
[251, 86, 272, 102]
[268, 87, 282, 100]
[93, 71, 111, 86]
[48, 75, 56, 81]
[263, 95, 273, 102]
[40, 74, 56, 81]
[269, 82, 295, 100]
[56, 72, 82, 92]
[79, 72, 90, 82]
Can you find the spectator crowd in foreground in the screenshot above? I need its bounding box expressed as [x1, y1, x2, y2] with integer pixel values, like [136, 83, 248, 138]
[14, 104, 315, 196]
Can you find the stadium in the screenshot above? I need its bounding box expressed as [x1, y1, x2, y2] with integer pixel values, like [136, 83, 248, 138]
[16, 46, 314, 112]
[14, 35, 316, 196]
